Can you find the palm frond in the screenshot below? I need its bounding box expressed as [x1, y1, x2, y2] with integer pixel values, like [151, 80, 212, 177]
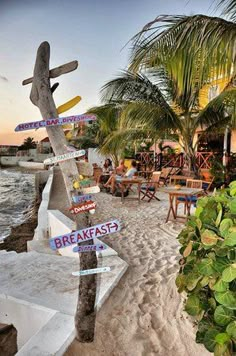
[129, 15, 236, 92]
[218, 0, 236, 21]
[197, 86, 236, 128]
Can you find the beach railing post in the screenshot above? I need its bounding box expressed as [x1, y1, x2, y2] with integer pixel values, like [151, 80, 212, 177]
[22, 41, 97, 342]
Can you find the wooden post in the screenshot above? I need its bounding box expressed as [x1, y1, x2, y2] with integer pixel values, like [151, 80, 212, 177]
[26, 41, 97, 342]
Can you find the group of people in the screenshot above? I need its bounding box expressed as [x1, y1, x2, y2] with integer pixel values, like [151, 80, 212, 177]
[99, 158, 138, 194]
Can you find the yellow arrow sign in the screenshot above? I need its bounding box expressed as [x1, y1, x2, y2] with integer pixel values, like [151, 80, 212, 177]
[57, 95, 81, 114]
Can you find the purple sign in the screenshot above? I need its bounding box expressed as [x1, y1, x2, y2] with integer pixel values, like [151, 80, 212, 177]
[49, 219, 121, 250]
[72, 194, 93, 204]
[15, 114, 96, 132]
[73, 244, 107, 253]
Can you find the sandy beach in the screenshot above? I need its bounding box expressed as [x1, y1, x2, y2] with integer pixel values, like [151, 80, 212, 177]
[65, 191, 210, 356]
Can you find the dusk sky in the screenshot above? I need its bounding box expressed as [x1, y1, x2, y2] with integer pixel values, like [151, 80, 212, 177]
[0, 0, 218, 145]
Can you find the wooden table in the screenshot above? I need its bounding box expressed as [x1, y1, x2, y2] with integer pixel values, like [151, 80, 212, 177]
[160, 186, 204, 222]
[120, 178, 144, 203]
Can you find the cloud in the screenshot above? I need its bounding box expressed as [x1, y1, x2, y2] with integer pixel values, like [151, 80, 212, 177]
[0, 75, 8, 82]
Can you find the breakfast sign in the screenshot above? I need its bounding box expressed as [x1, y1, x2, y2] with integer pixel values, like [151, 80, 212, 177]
[15, 113, 96, 132]
[49, 219, 121, 250]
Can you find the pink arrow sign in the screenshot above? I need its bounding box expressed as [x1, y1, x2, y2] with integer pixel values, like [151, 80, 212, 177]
[72, 244, 107, 253]
[15, 114, 96, 132]
[49, 219, 121, 250]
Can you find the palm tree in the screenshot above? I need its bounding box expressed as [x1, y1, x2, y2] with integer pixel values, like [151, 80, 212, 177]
[101, 69, 235, 176]
[99, 0, 236, 175]
[18, 137, 37, 150]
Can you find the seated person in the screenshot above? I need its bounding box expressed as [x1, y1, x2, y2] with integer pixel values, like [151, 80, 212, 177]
[104, 160, 137, 194]
[114, 159, 127, 176]
[99, 158, 113, 185]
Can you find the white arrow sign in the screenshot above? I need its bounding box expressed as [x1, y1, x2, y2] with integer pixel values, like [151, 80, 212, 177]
[72, 267, 111, 276]
[82, 186, 100, 194]
[44, 150, 85, 165]
[73, 244, 107, 253]
[15, 114, 96, 132]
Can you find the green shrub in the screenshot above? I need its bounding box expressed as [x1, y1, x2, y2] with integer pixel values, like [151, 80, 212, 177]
[176, 182, 236, 355]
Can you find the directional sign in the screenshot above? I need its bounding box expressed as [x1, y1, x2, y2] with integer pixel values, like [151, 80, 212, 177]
[73, 244, 107, 253]
[72, 267, 111, 276]
[44, 150, 85, 165]
[57, 96, 81, 114]
[15, 114, 96, 132]
[79, 179, 92, 187]
[82, 186, 100, 194]
[69, 201, 96, 214]
[72, 194, 93, 204]
[49, 219, 121, 250]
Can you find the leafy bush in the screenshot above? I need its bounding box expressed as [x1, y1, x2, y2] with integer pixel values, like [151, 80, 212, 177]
[176, 182, 236, 355]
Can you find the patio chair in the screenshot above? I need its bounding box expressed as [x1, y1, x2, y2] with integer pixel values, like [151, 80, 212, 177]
[159, 167, 182, 186]
[175, 179, 203, 215]
[140, 171, 161, 202]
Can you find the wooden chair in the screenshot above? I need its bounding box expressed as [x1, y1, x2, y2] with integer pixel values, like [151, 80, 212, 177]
[202, 177, 214, 195]
[140, 171, 161, 202]
[160, 167, 182, 186]
[175, 179, 203, 215]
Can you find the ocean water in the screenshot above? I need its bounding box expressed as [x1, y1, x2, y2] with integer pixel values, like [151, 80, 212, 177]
[0, 169, 36, 241]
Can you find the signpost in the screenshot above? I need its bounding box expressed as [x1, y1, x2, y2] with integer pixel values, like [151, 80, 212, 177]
[22, 41, 97, 342]
[15, 113, 96, 132]
[70, 201, 96, 214]
[73, 244, 107, 253]
[49, 219, 121, 250]
[44, 149, 85, 165]
[72, 267, 111, 276]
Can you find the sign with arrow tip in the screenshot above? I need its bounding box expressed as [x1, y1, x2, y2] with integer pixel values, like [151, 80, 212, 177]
[44, 150, 85, 165]
[15, 113, 96, 132]
[49, 219, 121, 250]
[73, 244, 107, 253]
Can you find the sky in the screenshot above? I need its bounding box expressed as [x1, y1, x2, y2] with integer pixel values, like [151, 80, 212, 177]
[0, 0, 218, 145]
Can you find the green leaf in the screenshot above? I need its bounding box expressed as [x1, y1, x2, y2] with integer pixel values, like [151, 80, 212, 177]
[201, 229, 219, 246]
[215, 209, 223, 227]
[186, 273, 202, 291]
[219, 219, 233, 238]
[229, 199, 236, 214]
[223, 231, 236, 246]
[215, 333, 230, 345]
[213, 257, 230, 273]
[214, 305, 234, 326]
[222, 264, 236, 283]
[198, 258, 215, 276]
[199, 276, 209, 287]
[215, 290, 236, 310]
[175, 274, 186, 293]
[195, 206, 203, 218]
[215, 247, 229, 257]
[226, 321, 236, 339]
[214, 343, 231, 356]
[203, 329, 219, 352]
[185, 295, 202, 316]
[229, 181, 236, 189]
[183, 241, 193, 257]
[213, 278, 229, 292]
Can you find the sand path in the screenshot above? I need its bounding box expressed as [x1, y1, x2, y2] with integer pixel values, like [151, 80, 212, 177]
[65, 191, 210, 356]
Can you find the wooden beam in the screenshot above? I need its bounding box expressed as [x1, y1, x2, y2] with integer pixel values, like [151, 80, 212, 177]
[22, 60, 78, 85]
